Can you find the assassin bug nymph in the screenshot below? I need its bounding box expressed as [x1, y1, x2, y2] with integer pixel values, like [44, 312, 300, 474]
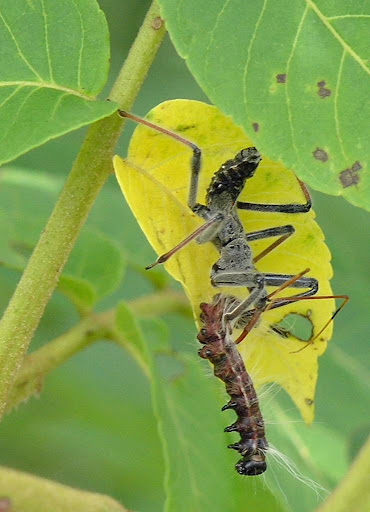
[119, 109, 321, 328]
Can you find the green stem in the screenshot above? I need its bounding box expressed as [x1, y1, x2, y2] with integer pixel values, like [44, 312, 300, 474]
[0, 466, 127, 512]
[315, 436, 370, 512]
[0, 0, 165, 418]
[129, 290, 192, 318]
[4, 313, 109, 414]
[6, 290, 187, 413]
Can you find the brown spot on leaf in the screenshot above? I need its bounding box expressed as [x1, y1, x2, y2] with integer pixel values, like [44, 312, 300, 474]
[313, 147, 329, 162]
[352, 161, 362, 172]
[252, 122, 259, 132]
[152, 17, 164, 30]
[339, 162, 362, 188]
[276, 74, 286, 83]
[317, 80, 331, 98]
[305, 398, 314, 406]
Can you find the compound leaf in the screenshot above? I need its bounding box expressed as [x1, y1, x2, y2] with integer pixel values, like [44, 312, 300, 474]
[114, 99, 335, 423]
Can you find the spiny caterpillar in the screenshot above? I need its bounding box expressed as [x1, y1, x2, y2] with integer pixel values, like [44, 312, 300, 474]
[197, 294, 268, 476]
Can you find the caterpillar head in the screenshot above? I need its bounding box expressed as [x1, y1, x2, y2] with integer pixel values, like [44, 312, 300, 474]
[235, 454, 267, 476]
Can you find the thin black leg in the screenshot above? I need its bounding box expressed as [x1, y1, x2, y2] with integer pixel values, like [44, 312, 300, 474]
[244, 225, 294, 263]
[263, 273, 318, 308]
[237, 179, 312, 213]
[237, 200, 311, 214]
[245, 225, 294, 242]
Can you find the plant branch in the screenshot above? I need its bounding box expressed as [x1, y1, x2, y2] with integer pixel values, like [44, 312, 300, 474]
[5, 290, 187, 413]
[0, 466, 127, 512]
[0, 0, 165, 418]
[316, 436, 370, 512]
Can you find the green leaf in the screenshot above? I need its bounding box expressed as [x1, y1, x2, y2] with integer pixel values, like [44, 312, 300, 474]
[64, 230, 126, 302]
[137, 316, 348, 511]
[0, 168, 126, 312]
[140, 318, 285, 512]
[158, 0, 370, 210]
[0, 0, 118, 165]
[115, 301, 148, 367]
[0, 465, 127, 512]
[57, 275, 97, 315]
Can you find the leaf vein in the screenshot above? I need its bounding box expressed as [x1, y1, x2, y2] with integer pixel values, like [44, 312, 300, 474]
[333, 50, 348, 161]
[242, 0, 268, 116]
[285, 5, 310, 172]
[71, 0, 84, 90]
[306, 0, 370, 75]
[49, 92, 69, 121]
[326, 14, 370, 20]
[165, 391, 203, 506]
[0, 86, 41, 144]
[204, 0, 232, 84]
[41, 0, 54, 83]
[0, 8, 43, 81]
[0, 85, 22, 109]
[0, 81, 94, 101]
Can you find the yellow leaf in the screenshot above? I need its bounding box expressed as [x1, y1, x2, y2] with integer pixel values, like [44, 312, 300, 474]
[114, 99, 335, 424]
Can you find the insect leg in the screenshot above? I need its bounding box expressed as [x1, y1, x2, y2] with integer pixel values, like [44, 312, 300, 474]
[145, 212, 225, 269]
[262, 273, 318, 307]
[237, 179, 311, 213]
[211, 271, 266, 323]
[244, 225, 295, 263]
[118, 110, 202, 210]
[235, 269, 311, 344]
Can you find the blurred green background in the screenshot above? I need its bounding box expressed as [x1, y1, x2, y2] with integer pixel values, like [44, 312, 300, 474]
[0, 1, 368, 511]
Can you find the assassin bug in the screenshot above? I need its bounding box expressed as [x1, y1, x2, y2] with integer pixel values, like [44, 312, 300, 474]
[118, 109, 345, 339]
[197, 269, 314, 476]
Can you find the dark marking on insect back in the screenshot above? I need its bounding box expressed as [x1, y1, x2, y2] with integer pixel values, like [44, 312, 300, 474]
[305, 398, 314, 406]
[339, 161, 362, 188]
[317, 81, 331, 99]
[313, 147, 328, 162]
[276, 74, 286, 83]
[252, 122, 259, 132]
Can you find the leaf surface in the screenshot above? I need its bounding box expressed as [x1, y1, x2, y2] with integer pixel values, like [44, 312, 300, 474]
[114, 99, 336, 423]
[140, 317, 285, 512]
[157, 0, 370, 210]
[0, 0, 117, 165]
[0, 168, 125, 312]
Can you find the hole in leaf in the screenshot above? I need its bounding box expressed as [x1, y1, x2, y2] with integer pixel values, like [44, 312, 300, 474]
[271, 313, 313, 342]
